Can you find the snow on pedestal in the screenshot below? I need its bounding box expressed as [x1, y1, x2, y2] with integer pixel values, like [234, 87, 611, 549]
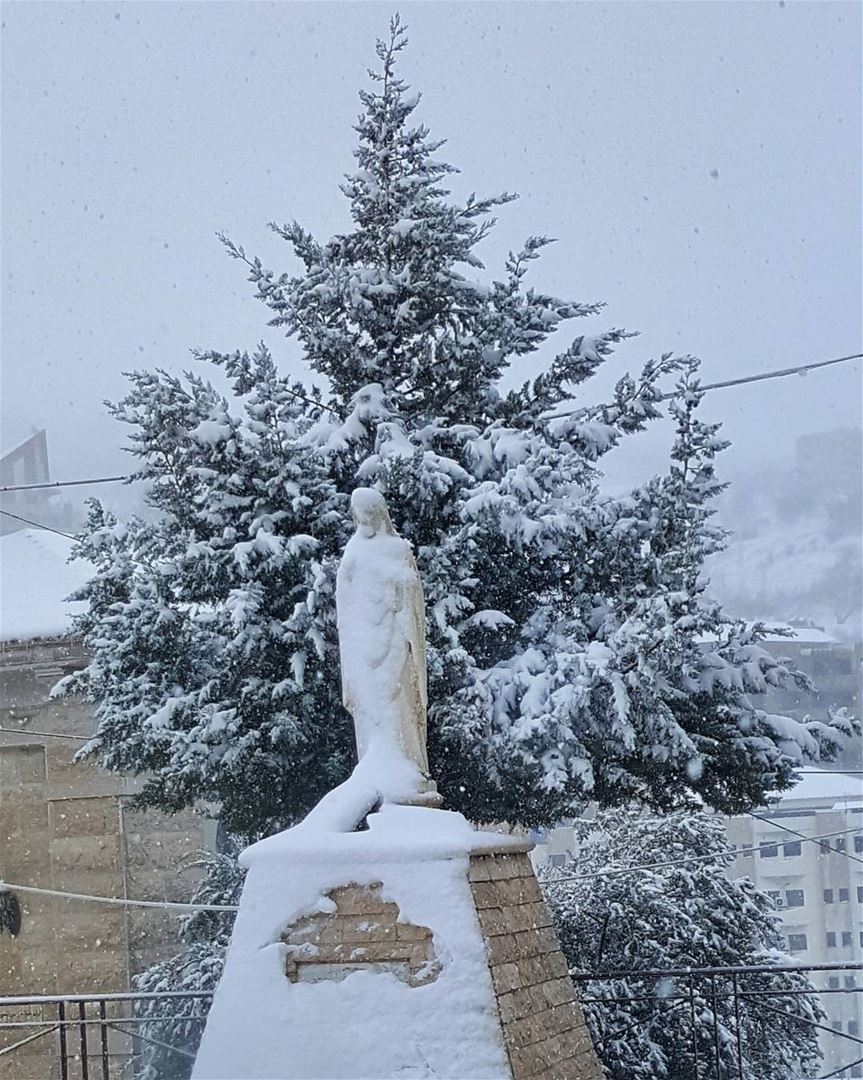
[192, 797, 515, 1079]
[192, 775, 603, 1080]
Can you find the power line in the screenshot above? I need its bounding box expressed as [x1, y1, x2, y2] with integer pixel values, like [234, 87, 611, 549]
[748, 811, 863, 867]
[0, 474, 128, 493]
[0, 727, 91, 742]
[2, 352, 859, 492]
[0, 880, 239, 914]
[541, 826, 861, 886]
[685, 351, 862, 397]
[544, 351, 862, 421]
[0, 509, 77, 540]
[3, 827, 860, 911]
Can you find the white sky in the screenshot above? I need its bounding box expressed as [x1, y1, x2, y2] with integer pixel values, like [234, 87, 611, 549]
[2, 1, 861, 494]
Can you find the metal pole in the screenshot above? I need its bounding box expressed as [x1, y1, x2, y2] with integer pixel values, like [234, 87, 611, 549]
[732, 974, 744, 1079]
[78, 1000, 90, 1080]
[689, 974, 700, 1080]
[58, 1000, 68, 1080]
[98, 1000, 109, 1080]
[711, 976, 722, 1077]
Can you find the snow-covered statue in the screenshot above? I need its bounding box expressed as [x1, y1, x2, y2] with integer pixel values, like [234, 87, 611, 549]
[336, 487, 440, 806]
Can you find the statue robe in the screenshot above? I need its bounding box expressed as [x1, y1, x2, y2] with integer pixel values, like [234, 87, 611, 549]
[335, 530, 430, 779]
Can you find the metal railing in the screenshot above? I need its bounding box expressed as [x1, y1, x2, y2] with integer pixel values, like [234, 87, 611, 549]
[571, 961, 863, 1080]
[0, 962, 860, 1078]
[0, 989, 212, 1080]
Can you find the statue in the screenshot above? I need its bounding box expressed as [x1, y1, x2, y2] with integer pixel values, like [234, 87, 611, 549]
[335, 488, 440, 806]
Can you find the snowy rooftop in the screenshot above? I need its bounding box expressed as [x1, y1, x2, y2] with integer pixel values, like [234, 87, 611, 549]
[759, 625, 839, 645]
[0, 528, 92, 642]
[776, 769, 861, 805]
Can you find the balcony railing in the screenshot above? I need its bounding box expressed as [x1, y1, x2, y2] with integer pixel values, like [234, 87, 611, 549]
[0, 989, 212, 1080]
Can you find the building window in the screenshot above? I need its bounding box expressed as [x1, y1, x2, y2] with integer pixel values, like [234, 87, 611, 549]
[841, 931, 852, 946]
[549, 854, 566, 868]
[767, 890, 781, 904]
[760, 843, 779, 858]
[828, 976, 840, 989]
[838, 888, 849, 902]
[860, 932, 863, 947]
[854, 836, 863, 854]
[832, 1020, 843, 1033]
[836, 839, 847, 853]
[787, 934, 807, 953]
[783, 841, 802, 857]
[826, 932, 837, 947]
[844, 976, 857, 989]
[785, 889, 805, 908]
[857, 886, 863, 903]
[849, 1021, 860, 1038]
[824, 889, 834, 903]
[818, 840, 831, 854]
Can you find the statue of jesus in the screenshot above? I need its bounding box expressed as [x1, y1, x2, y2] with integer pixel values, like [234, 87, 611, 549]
[335, 488, 440, 806]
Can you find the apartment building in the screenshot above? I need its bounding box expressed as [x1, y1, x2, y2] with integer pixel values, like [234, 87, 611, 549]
[726, 772, 862, 1077]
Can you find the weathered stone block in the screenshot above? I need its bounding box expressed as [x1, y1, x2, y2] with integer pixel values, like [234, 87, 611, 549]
[328, 882, 386, 914]
[49, 796, 118, 838]
[468, 857, 492, 882]
[491, 960, 521, 994]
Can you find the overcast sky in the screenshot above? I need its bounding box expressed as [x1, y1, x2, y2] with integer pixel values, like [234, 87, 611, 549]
[2, 1, 861, 500]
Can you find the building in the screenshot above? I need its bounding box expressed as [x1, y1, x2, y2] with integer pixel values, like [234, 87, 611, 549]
[0, 529, 212, 1078]
[726, 772, 863, 1078]
[758, 624, 862, 771]
[0, 431, 50, 537]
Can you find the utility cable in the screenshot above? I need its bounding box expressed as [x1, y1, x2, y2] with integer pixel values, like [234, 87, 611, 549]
[0, 727, 90, 742]
[0, 509, 77, 540]
[544, 351, 862, 420]
[681, 351, 862, 396]
[0, 880, 239, 913]
[2, 828, 860, 911]
[0, 475, 128, 493]
[748, 810, 863, 866]
[540, 826, 861, 886]
[3, 352, 860, 488]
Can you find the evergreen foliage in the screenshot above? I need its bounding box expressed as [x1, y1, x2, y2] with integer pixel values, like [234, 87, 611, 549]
[63, 16, 850, 835]
[541, 809, 824, 1079]
[132, 845, 245, 1080]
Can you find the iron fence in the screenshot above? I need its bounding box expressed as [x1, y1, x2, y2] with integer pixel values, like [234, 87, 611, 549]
[571, 961, 863, 1080]
[0, 989, 212, 1080]
[0, 962, 860, 1078]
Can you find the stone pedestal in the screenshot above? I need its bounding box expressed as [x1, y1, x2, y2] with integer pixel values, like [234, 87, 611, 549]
[469, 850, 602, 1079]
[192, 803, 602, 1080]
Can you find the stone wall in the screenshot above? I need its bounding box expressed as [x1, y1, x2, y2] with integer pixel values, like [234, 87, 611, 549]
[470, 850, 603, 1080]
[0, 637, 212, 1079]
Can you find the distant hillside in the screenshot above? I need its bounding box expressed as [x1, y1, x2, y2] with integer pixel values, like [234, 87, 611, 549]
[707, 427, 862, 643]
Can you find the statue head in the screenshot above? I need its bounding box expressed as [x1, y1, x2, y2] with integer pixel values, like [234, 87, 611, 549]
[350, 487, 396, 539]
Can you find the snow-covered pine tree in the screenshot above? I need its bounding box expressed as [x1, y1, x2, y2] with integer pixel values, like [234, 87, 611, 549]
[63, 15, 851, 835]
[541, 809, 824, 1080]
